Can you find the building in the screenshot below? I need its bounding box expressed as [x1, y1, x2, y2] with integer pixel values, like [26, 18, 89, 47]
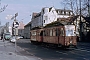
[24, 22, 31, 39]
[31, 7, 74, 29]
[18, 21, 25, 37]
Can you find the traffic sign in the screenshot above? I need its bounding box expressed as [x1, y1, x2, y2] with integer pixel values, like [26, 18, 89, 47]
[13, 21, 19, 28]
[15, 13, 18, 17]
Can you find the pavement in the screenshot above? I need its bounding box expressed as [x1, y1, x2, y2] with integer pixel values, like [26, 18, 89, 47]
[0, 40, 41, 60]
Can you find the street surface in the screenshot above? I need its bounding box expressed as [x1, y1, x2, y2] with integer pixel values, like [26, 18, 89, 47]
[17, 39, 90, 60]
[0, 40, 42, 60]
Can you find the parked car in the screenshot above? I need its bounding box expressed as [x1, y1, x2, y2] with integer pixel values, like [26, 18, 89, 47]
[17, 36, 23, 39]
[4, 33, 11, 40]
[10, 36, 16, 43]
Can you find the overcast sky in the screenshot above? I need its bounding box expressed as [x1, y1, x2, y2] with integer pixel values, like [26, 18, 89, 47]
[0, 0, 63, 25]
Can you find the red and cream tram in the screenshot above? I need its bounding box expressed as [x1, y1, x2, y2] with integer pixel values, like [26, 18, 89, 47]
[30, 24, 77, 48]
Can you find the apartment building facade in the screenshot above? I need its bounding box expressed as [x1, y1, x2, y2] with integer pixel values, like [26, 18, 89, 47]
[31, 7, 74, 29]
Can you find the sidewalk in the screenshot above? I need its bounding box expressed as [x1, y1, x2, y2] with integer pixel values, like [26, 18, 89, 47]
[0, 40, 40, 60]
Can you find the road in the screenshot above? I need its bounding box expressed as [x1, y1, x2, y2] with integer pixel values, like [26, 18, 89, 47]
[16, 39, 90, 60]
[0, 40, 41, 60]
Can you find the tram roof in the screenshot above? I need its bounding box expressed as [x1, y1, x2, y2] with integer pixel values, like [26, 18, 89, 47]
[44, 21, 65, 28]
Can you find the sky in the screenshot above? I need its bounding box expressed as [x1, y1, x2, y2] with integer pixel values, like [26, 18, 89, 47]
[0, 0, 63, 26]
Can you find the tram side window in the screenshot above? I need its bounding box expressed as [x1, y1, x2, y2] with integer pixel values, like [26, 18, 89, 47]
[46, 30, 48, 36]
[32, 31, 36, 36]
[60, 28, 64, 36]
[47, 30, 49, 36]
[37, 31, 39, 36]
[56, 28, 59, 36]
[53, 29, 56, 36]
[50, 29, 53, 36]
[44, 30, 48, 36]
[40, 31, 43, 36]
[43, 30, 46, 36]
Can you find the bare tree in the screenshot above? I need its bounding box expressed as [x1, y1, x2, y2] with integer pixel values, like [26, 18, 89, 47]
[61, 0, 79, 15]
[61, 0, 90, 17]
[0, 0, 8, 25]
[83, 0, 90, 17]
[0, 0, 8, 13]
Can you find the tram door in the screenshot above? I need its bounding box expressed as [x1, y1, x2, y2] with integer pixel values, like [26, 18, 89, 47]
[40, 31, 43, 42]
[58, 27, 65, 46]
[56, 28, 60, 45]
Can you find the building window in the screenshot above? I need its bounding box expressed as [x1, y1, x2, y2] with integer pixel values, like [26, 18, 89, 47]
[66, 11, 69, 15]
[60, 11, 62, 14]
[69, 12, 70, 15]
[44, 16, 48, 20]
[62, 11, 64, 15]
[44, 20, 45, 23]
[70, 12, 73, 15]
[60, 28, 64, 36]
[64, 11, 66, 15]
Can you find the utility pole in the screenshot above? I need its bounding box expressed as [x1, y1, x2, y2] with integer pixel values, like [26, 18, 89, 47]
[14, 13, 19, 52]
[12, 13, 19, 52]
[79, 0, 82, 41]
[88, 0, 90, 17]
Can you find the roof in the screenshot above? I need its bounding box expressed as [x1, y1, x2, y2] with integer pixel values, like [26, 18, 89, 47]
[24, 22, 31, 27]
[56, 9, 73, 12]
[32, 13, 38, 16]
[44, 21, 64, 28]
[57, 15, 86, 24]
[49, 7, 53, 12]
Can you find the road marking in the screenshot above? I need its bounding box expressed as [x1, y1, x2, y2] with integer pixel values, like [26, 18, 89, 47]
[38, 58, 43, 60]
[75, 48, 90, 52]
[56, 51, 68, 55]
[42, 47, 49, 50]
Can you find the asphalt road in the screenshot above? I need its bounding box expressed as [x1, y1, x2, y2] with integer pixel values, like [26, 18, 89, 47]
[17, 39, 90, 60]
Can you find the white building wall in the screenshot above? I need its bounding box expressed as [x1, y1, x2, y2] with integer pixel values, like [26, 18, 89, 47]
[31, 7, 73, 28]
[43, 7, 57, 26]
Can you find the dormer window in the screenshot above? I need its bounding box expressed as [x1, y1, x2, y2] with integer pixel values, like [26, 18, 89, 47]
[62, 11, 64, 15]
[60, 11, 62, 14]
[69, 12, 70, 15]
[58, 11, 60, 14]
[66, 11, 69, 15]
[70, 12, 73, 15]
[64, 11, 66, 15]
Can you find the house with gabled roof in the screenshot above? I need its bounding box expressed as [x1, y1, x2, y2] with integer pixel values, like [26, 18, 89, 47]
[24, 21, 31, 39]
[31, 7, 74, 29]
